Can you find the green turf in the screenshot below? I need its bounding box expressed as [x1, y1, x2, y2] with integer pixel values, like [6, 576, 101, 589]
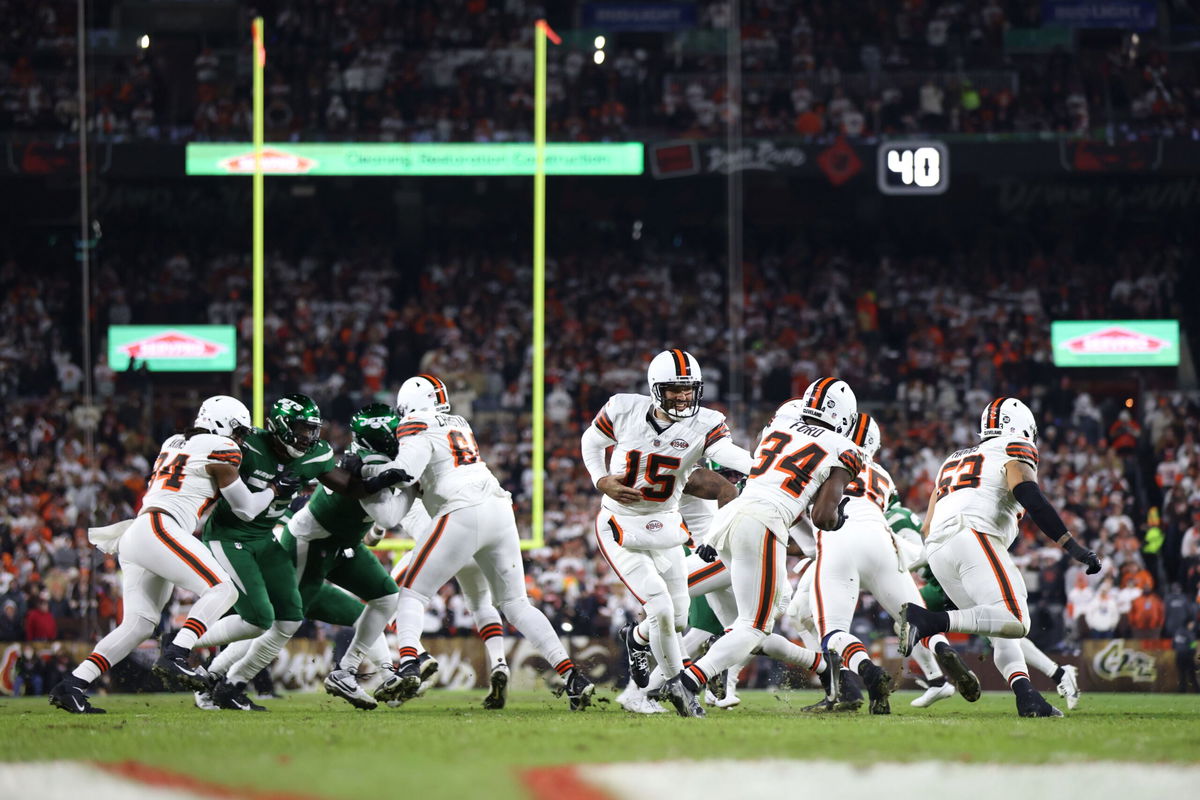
[4, 690, 1199, 800]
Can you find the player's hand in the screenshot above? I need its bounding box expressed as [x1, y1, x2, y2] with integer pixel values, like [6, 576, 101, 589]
[695, 544, 718, 563]
[271, 471, 304, 495]
[829, 497, 850, 531]
[597, 475, 642, 505]
[362, 468, 412, 494]
[339, 452, 364, 477]
[1079, 550, 1102, 575]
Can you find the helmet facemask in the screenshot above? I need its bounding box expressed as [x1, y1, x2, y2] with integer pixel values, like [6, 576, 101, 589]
[350, 403, 400, 458]
[267, 394, 323, 459]
[652, 380, 703, 421]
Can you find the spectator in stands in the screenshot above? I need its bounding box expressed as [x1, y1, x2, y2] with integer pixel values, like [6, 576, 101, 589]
[1128, 585, 1165, 638]
[23, 596, 57, 641]
[1175, 621, 1199, 693]
[0, 599, 23, 641]
[1083, 579, 1122, 638]
[13, 646, 44, 696]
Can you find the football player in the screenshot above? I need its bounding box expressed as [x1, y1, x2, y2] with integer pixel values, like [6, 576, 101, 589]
[662, 378, 863, 717]
[190, 394, 406, 711]
[385, 495, 513, 710]
[898, 397, 1102, 718]
[795, 412, 978, 714]
[581, 350, 754, 709]
[364, 375, 596, 710]
[50, 396, 276, 714]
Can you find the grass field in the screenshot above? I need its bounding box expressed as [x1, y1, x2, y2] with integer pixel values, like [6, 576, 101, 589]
[4, 689, 1199, 800]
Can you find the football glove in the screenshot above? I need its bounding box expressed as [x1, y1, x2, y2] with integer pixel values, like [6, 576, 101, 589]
[362, 468, 412, 494]
[829, 496, 850, 531]
[339, 452, 364, 477]
[695, 544, 719, 563]
[1064, 538, 1102, 575]
[271, 471, 304, 495]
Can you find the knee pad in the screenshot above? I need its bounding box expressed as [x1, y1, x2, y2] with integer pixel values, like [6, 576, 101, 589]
[497, 596, 532, 621]
[643, 593, 674, 627]
[400, 586, 431, 606]
[206, 581, 239, 608]
[369, 593, 399, 614]
[272, 619, 302, 637]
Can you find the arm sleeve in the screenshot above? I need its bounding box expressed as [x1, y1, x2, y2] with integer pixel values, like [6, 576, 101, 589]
[220, 477, 276, 521]
[580, 425, 612, 488]
[704, 435, 754, 475]
[1011, 480, 1069, 540]
[362, 485, 417, 531]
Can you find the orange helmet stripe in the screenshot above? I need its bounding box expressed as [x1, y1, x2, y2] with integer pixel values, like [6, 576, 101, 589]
[670, 349, 690, 377]
[808, 377, 835, 409]
[986, 397, 1006, 429]
[853, 413, 869, 446]
[419, 374, 448, 406]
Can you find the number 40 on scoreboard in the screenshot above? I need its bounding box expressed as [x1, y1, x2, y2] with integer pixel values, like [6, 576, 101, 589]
[877, 141, 949, 195]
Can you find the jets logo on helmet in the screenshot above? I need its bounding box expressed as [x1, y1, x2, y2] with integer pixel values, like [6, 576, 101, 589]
[646, 349, 703, 420]
[395, 374, 451, 417]
[848, 412, 881, 460]
[194, 395, 251, 439]
[267, 393, 323, 459]
[799, 377, 857, 435]
[350, 403, 401, 458]
[979, 397, 1037, 443]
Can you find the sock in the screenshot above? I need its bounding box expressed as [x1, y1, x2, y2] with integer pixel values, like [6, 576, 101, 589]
[680, 661, 708, 692]
[644, 666, 668, 693]
[227, 619, 301, 685]
[912, 640, 944, 682]
[680, 627, 712, 659]
[1008, 673, 1032, 692]
[71, 615, 156, 685]
[756, 633, 819, 670]
[946, 606, 1024, 638]
[498, 596, 572, 670]
[340, 594, 398, 673]
[394, 592, 425, 665]
[822, 630, 870, 672]
[474, 606, 507, 669]
[195, 615, 266, 648]
[553, 658, 575, 680]
[632, 620, 651, 648]
[208, 638, 253, 678]
[171, 582, 237, 650]
[1018, 637, 1060, 678]
[172, 618, 208, 650]
[365, 634, 391, 670]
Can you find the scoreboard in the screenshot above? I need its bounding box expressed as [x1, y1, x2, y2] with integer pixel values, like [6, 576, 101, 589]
[877, 141, 949, 195]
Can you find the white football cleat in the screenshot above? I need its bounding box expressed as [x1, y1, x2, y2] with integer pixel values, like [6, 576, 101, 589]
[910, 681, 956, 708]
[1056, 664, 1081, 711]
[617, 683, 667, 714]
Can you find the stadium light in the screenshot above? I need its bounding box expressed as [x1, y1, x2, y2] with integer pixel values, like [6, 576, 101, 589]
[138, 34, 150, 49]
[594, 35, 606, 49]
[593, 50, 605, 65]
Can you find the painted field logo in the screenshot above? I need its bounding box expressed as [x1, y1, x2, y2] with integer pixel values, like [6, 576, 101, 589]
[217, 148, 317, 174]
[119, 330, 226, 360]
[1093, 639, 1156, 682]
[1065, 326, 1168, 354]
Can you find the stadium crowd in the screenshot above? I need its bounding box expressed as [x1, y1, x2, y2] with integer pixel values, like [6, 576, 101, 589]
[3, 0, 1199, 143]
[3, 225, 1199, 693]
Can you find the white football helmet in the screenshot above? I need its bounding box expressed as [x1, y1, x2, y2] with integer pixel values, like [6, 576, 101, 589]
[798, 377, 857, 435]
[194, 395, 252, 439]
[848, 412, 881, 460]
[771, 397, 807, 424]
[646, 349, 703, 420]
[395, 374, 451, 417]
[980, 397, 1037, 443]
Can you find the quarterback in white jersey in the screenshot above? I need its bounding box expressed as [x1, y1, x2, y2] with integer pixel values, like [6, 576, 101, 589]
[899, 397, 1102, 718]
[663, 378, 863, 717]
[581, 350, 752, 702]
[365, 374, 594, 710]
[50, 396, 278, 715]
[798, 412, 979, 714]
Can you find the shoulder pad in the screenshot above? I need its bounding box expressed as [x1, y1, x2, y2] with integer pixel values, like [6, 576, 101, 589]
[1004, 439, 1039, 467]
[607, 394, 649, 416]
[396, 415, 433, 439]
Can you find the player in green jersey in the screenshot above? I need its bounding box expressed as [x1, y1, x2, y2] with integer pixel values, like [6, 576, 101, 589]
[192, 393, 406, 711]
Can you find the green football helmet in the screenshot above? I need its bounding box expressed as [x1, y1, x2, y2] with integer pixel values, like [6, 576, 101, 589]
[267, 393, 323, 459]
[350, 403, 400, 458]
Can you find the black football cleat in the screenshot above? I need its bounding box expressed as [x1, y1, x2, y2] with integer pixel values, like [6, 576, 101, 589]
[482, 665, 509, 710]
[662, 675, 706, 718]
[1015, 682, 1064, 718]
[374, 659, 421, 704]
[212, 678, 267, 711]
[623, 623, 652, 689]
[153, 641, 210, 692]
[898, 602, 946, 656]
[563, 668, 595, 712]
[933, 642, 982, 703]
[858, 661, 894, 715]
[49, 679, 106, 714]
